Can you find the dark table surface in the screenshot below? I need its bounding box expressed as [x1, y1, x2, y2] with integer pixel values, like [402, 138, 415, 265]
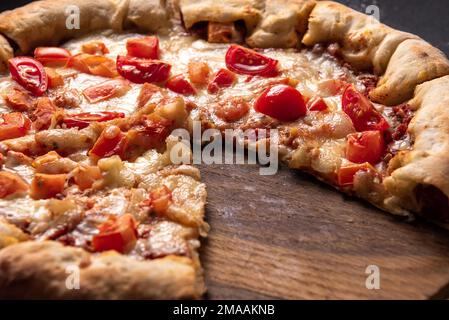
[1, 0, 448, 55]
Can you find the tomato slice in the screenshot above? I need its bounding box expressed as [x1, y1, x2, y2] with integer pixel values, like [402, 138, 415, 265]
[30, 173, 67, 199]
[166, 74, 196, 95]
[346, 131, 385, 165]
[82, 79, 131, 103]
[116, 55, 171, 84]
[64, 111, 125, 129]
[254, 85, 307, 122]
[92, 214, 138, 253]
[307, 97, 328, 112]
[68, 54, 118, 78]
[0, 171, 29, 199]
[337, 163, 376, 187]
[34, 47, 71, 67]
[342, 85, 390, 132]
[89, 125, 128, 160]
[0, 112, 31, 141]
[8, 57, 48, 96]
[126, 36, 159, 59]
[81, 41, 109, 55]
[208, 68, 236, 94]
[225, 44, 279, 77]
[188, 61, 211, 85]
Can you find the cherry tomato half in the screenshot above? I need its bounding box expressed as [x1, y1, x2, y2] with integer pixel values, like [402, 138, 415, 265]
[346, 131, 385, 165]
[116, 55, 171, 84]
[254, 85, 307, 122]
[225, 44, 278, 77]
[63, 111, 125, 129]
[8, 57, 48, 96]
[208, 68, 237, 94]
[342, 85, 389, 132]
[307, 97, 328, 112]
[34, 47, 71, 67]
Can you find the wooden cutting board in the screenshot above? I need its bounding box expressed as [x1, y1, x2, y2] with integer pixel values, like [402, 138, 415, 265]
[200, 164, 449, 299]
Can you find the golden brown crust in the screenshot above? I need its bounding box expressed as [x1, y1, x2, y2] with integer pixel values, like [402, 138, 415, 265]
[0, 241, 204, 299]
[0, 34, 13, 73]
[302, 1, 417, 74]
[0, 0, 129, 54]
[246, 0, 316, 48]
[383, 76, 449, 219]
[179, 0, 264, 31]
[370, 39, 449, 106]
[124, 0, 170, 33]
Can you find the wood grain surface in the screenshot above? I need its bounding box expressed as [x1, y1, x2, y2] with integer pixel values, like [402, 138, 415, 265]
[199, 164, 449, 300]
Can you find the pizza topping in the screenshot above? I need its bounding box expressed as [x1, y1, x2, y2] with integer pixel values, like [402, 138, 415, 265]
[214, 97, 250, 122]
[166, 74, 196, 95]
[137, 83, 166, 108]
[342, 85, 389, 132]
[8, 57, 48, 96]
[116, 55, 171, 84]
[307, 97, 328, 112]
[30, 173, 67, 199]
[188, 61, 211, 86]
[73, 165, 102, 191]
[254, 85, 307, 122]
[208, 22, 235, 43]
[45, 67, 64, 89]
[148, 186, 173, 216]
[0, 171, 29, 198]
[82, 79, 131, 103]
[337, 163, 377, 187]
[32, 97, 59, 131]
[126, 36, 159, 59]
[225, 44, 279, 77]
[346, 131, 385, 165]
[69, 54, 118, 78]
[89, 125, 128, 160]
[34, 47, 71, 67]
[3, 88, 33, 111]
[92, 214, 138, 253]
[0, 112, 32, 141]
[207, 68, 237, 94]
[81, 41, 109, 55]
[63, 111, 125, 129]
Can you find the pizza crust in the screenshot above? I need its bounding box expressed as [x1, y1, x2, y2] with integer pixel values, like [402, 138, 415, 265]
[383, 76, 449, 220]
[0, 241, 204, 299]
[0, 34, 13, 72]
[245, 0, 315, 48]
[370, 39, 449, 106]
[124, 0, 170, 33]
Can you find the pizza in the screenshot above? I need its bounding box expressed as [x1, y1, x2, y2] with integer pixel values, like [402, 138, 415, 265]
[0, 0, 448, 299]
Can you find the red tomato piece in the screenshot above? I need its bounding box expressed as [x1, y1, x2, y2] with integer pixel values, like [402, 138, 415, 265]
[346, 131, 385, 165]
[137, 83, 166, 108]
[116, 55, 171, 84]
[254, 85, 307, 122]
[149, 185, 173, 217]
[34, 47, 71, 67]
[63, 111, 125, 129]
[89, 125, 128, 160]
[225, 44, 279, 77]
[126, 36, 159, 59]
[92, 214, 138, 253]
[8, 57, 48, 96]
[166, 74, 196, 95]
[207, 68, 236, 94]
[30, 173, 67, 200]
[33, 97, 58, 131]
[337, 163, 376, 187]
[342, 85, 390, 132]
[188, 61, 211, 85]
[0, 112, 31, 141]
[82, 79, 131, 103]
[81, 41, 109, 55]
[214, 97, 250, 122]
[307, 97, 328, 112]
[0, 171, 29, 199]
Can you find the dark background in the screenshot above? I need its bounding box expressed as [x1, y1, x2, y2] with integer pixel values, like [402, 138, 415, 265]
[0, 0, 448, 55]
